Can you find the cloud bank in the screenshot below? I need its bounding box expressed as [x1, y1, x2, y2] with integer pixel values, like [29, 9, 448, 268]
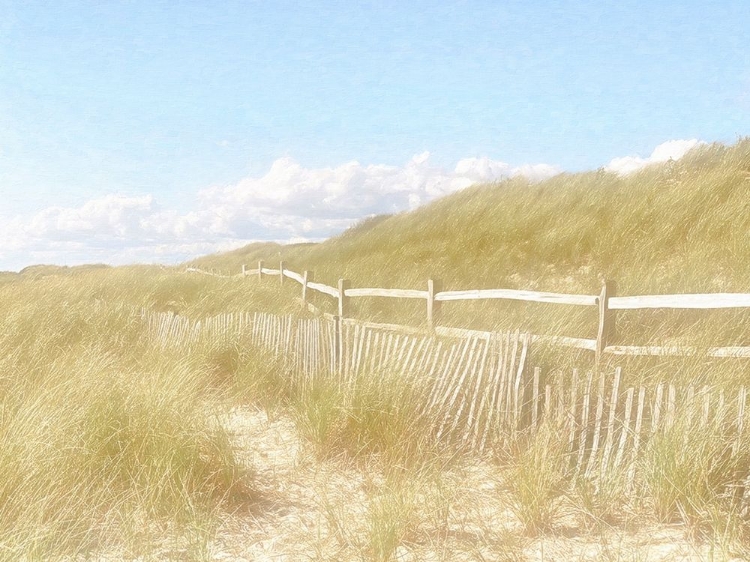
[0, 152, 561, 271]
[1, 139, 704, 271]
[605, 139, 705, 175]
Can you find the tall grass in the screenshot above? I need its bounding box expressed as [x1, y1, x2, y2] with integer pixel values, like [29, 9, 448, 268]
[188, 138, 750, 385]
[0, 273, 254, 559]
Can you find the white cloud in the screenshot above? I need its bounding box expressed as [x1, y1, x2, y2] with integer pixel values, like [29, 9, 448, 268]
[605, 139, 705, 175]
[0, 152, 558, 271]
[454, 157, 561, 183]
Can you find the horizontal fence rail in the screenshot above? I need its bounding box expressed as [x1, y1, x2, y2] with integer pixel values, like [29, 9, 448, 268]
[145, 308, 750, 497]
[345, 287, 429, 299]
[609, 293, 750, 310]
[434, 288, 597, 306]
[187, 263, 750, 362]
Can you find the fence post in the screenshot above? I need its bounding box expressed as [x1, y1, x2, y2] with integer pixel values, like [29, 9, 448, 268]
[338, 279, 350, 319]
[258, 260, 263, 281]
[596, 279, 617, 367]
[279, 261, 286, 287]
[302, 270, 314, 309]
[336, 279, 350, 375]
[427, 279, 442, 330]
[333, 315, 342, 375]
[241, 264, 246, 277]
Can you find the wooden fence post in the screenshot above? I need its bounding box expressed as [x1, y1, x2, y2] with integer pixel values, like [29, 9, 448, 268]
[427, 279, 442, 330]
[279, 261, 286, 287]
[338, 279, 350, 319]
[302, 270, 313, 309]
[258, 260, 264, 281]
[333, 315, 342, 374]
[336, 279, 350, 375]
[242, 264, 246, 277]
[596, 279, 617, 367]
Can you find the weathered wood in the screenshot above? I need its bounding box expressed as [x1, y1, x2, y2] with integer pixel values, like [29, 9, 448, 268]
[281, 269, 304, 284]
[345, 287, 429, 299]
[600, 367, 621, 478]
[307, 281, 339, 299]
[338, 279, 351, 318]
[434, 288, 597, 306]
[567, 369, 579, 453]
[480, 338, 505, 451]
[342, 318, 425, 336]
[608, 293, 750, 310]
[533, 334, 597, 351]
[512, 331, 525, 430]
[585, 370, 607, 478]
[464, 338, 491, 446]
[333, 315, 342, 375]
[613, 387, 634, 470]
[605, 345, 750, 357]
[435, 325, 494, 340]
[575, 371, 594, 476]
[302, 271, 314, 308]
[627, 386, 646, 490]
[279, 261, 286, 286]
[427, 279, 442, 330]
[258, 260, 263, 281]
[596, 280, 617, 366]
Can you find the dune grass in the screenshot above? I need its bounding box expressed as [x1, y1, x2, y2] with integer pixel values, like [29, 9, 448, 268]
[3, 138, 750, 558]
[187, 138, 750, 386]
[0, 270, 257, 560]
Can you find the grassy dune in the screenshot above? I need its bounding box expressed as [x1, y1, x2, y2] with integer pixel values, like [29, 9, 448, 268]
[189, 138, 750, 382]
[4, 138, 750, 558]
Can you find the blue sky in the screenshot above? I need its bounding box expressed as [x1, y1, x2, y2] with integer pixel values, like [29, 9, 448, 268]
[1, 1, 748, 271]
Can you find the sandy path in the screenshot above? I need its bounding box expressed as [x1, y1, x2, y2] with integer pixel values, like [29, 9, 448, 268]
[204, 406, 742, 562]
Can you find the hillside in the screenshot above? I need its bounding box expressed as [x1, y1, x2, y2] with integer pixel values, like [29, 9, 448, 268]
[188, 139, 750, 356]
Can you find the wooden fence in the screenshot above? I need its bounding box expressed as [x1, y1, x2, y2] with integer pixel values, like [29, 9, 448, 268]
[145, 308, 750, 492]
[187, 264, 750, 362]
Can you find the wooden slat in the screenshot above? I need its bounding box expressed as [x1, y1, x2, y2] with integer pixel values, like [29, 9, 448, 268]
[434, 288, 597, 306]
[605, 345, 695, 357]
[306, 281, 339, 298]
[532, 334, 597, 351]
[345, 288, 429, 299]
[260, 267, 281, 276]
[609, 293, 750, 310]
[342, 318, 425, 336]
[606, 344, 750, 357]
[283, 269, 304, 284]
[435, 325, 494, 340]
[708, 347, 750, 358]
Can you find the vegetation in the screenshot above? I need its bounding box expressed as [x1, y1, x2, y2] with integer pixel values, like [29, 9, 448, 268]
[3, 138, 750, 559]
[189, 138, 750, 384]
[0, 270, 258, 559]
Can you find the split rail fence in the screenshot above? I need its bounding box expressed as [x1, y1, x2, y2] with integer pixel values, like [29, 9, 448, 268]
[145, 308, 750, 493]
[187, 264, 750, 363]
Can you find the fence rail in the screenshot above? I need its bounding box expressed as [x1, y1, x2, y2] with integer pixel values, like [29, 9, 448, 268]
[192, 263, 750, 362]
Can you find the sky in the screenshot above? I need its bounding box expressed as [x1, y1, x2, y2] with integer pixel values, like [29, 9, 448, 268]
[1, 1, 748, 271]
